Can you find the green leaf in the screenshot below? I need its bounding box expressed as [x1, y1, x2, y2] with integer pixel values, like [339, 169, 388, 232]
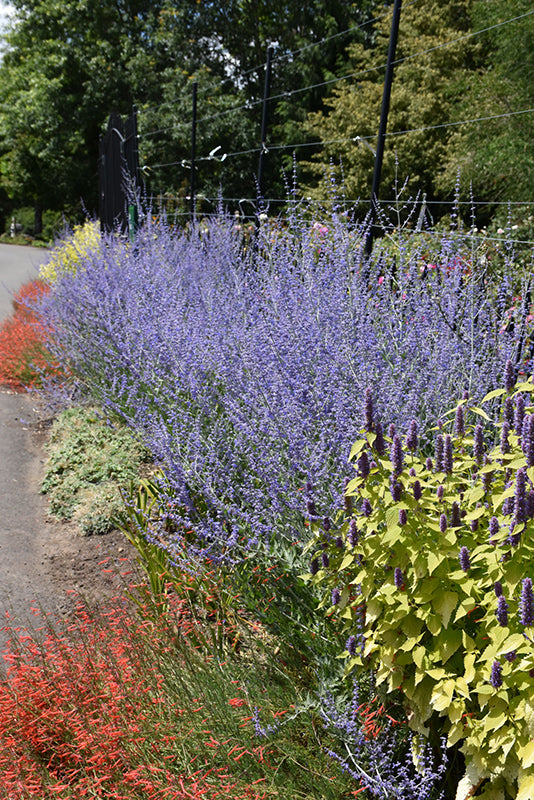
[427, 614, 441, 636]
[439, 629, 462, 663]
[482, 708, 507, 732]
[413, 645, 426, 668]
[427, 551, 445, 575]
[431, 678, 455, 711]
[433, 591, 458, 627]
[464, 653, 477, 683]
[471, 406, 491, 421]
[520, 740, 534, 769]
[498, 633, 528, 655]
[481, 388, 507, 403]
[339, 553, 355, 571]
[349, 440, 367, 460]
[515, 381, 534, 393]
[517, 775, 534, 800]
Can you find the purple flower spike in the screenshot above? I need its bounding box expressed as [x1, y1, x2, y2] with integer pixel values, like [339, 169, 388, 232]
[323, 517, 331, 531]
[413, 479, 422, 501]
[504, 651, 517, 662]
[454, 405, 465, 437]
[306, 499, 317, 517]
[459, 546, 470, 572]
[406, 420, 419, 451]
[450, 501, 461, 528]
[361, 498, 372, 517]
[482, 460, 493, 493]
[439, 513, 448, 533]
[528, 490, 534, 519]
[496, 595, 509, 627]
[515, 468, 527, 524]
[490, 661, 503, 689]
[346, 635, 357, 656]
[471, 518, 479, 532]
[520, 578, 534, 626]
[437, 485, 444, 501]
[504, 396, 514, 427]
[444, 434, 453, 474]
[504, 359, 516, 393]
[489, 516, 500, 542]
[374, 419, 385, 456]
[394, 567, 404, 589]
[388, 423, 396, 439]
[390, 474, 402, 502]
[364, 388, 374, 432]
[348, 519, 359, 546]
[321, 552, 330, 569]
[310, 557, 319, 575]
[508, 521, 521, 547]
[358, 451, 370, 479]
[473, 424, 484, 465]
[515, 394, 525, 436]
[399, 508, 407, 526]
[500, 421, 510, 455]
[331, 587, 341, 605]
[435, 434, 444, 472]
[494, 581, 503, 597]
[426, 457, 434, 472]
[391, 434, 404, 476]
[522, 415, 534, 467]
[335, 537, 344, 549]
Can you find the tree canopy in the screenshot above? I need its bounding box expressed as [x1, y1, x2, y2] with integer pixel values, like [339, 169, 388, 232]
[0, 0, 533, 231]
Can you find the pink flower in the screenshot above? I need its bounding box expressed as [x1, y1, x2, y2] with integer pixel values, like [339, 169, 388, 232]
[378, 276, 384, 285]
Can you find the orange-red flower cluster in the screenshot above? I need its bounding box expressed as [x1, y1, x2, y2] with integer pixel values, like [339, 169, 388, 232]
[0, 279, 63, 391]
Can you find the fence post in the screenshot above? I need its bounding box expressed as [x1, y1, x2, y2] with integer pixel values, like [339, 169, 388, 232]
[257, 46, 273, 209]
[127, 104, 140, 241]
[365, 0, 402, 256]
[190, 81, 198, 221]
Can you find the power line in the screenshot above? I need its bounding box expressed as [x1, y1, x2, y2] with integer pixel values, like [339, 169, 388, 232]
[139, 2, 422, 117]
[139, 7, 534, 144]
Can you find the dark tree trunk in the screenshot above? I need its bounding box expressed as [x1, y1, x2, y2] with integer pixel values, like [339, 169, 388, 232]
[33, 201, 43, 237]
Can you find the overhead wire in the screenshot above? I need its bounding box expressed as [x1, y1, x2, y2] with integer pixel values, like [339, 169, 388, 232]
[139, 6, 534, 144]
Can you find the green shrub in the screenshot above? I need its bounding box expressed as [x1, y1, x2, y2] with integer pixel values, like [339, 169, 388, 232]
[306, 367, 534, 800]
[41, 406, 151, 533]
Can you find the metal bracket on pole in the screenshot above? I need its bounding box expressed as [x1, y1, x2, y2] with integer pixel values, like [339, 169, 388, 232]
[364, 0, 402, 257]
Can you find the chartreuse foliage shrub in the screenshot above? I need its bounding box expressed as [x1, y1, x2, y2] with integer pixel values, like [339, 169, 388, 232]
[39, 220, 100, 283]
[306, 365, 534, 800]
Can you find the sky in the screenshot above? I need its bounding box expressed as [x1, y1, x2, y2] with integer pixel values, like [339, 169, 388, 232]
[0, 2, 13, 32]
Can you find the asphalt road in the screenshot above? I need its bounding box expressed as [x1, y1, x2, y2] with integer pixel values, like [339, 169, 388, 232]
[0, 243, 57, 652]
[0, 241, 46, 320]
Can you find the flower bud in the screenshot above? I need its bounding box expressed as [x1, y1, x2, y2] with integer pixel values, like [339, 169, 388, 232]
[459, 546, 470, 572]
[490, 661, 503, 688]
[496, 595, 509, 627]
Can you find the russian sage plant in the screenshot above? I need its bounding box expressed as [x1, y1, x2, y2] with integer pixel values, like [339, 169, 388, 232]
[41, 211, 520, 559]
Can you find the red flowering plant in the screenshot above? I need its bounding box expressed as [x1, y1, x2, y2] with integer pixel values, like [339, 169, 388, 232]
[0, 577, 353, 800]
[0, 279, 63, 391]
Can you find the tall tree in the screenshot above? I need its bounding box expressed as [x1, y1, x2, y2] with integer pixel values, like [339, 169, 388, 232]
[301, 0, 478, 217]
[436, 0, 534, 212]
[0, 0, 170, 227]
[0, 0, 380, 222]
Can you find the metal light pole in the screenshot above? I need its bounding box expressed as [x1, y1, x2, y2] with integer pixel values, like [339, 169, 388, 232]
[365, 0, 402, 256]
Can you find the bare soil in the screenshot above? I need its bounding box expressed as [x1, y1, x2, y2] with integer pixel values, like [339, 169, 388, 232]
[29, 416, 141, 614]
